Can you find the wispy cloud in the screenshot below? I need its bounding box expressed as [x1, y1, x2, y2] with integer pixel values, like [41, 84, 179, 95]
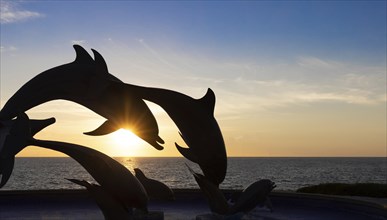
[0, 1, 44, 24]
[137, 38, 179, 71]
[0, 45, 17, 53]
[71, 40, 86, 45]
[159, 56, 386, 118]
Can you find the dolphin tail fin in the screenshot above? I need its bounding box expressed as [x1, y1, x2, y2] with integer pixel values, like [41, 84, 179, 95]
[175, 143, 198, 163]
[84, 120, 118, 136]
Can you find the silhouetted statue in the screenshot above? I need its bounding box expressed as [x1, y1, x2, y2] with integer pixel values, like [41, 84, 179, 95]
[1, 113, 149, 212]
[0, 45, 164, 150]
[187, 165, 275, 217]
[0, 116, 55, 187]
[0, 45, 234, 218]
[134, 168, 175, 201]
[66, 178, 133, 220]
[126, 86, 227, 186]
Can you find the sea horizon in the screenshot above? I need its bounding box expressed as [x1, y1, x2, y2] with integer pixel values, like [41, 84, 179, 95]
[2, 157, 385, 191]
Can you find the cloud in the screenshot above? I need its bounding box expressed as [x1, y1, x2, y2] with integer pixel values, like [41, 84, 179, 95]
[137, 38, 177, 70]
[0, 45, 17, 53]
[164, 56, 386, 118]
[0, 1, 44, 24]
[71, 40, 86, 45]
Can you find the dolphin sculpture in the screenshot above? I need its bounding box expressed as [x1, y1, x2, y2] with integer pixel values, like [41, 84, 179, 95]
[126, 85, 227, 186]
[66, 178, 132, 220]
[134, 168, 175, 201]
[0, 45, 164, 150]
[2, 113, 149, 211]
[187, 164, 276, 216]
[0, 116, 55, 187]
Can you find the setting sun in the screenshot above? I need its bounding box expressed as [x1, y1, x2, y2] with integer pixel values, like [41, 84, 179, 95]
[111, 129, 142, 147]
[108, 129, 145, 156]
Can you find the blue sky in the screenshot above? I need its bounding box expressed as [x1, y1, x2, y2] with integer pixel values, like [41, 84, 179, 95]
[1, 1, 386, 157]
[2, 1, 385, 63]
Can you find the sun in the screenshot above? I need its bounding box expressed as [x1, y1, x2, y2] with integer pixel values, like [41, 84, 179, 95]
[111, 129, 142, 148]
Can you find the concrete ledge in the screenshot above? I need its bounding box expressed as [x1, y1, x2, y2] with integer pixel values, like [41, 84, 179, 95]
[0, 189, 386, 220]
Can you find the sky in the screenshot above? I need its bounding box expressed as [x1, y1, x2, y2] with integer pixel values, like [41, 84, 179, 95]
[0, 0, 386, 157]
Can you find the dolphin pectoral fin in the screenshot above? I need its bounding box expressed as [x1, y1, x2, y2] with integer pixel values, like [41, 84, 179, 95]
[175, 143, 198, 163]
[197, 88, 216, 114]
[157, 136, 165, 144]
[0, 157, 15, 188]
[178, 131, 191, 147]
[84, 120, 118, 136]
[149, 141, 164, 151]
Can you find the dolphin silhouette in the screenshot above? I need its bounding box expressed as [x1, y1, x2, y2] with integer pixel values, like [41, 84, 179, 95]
[126, 85, 227, 186]
[2, 113, 148, 211]
[0, 45, 164, 150]
[134, 168, 175, 201]
[0, 116, 55, 187]
[66, 178, 133, 219]
[186, 164, 276, 216]
[31, 138, 149, 212]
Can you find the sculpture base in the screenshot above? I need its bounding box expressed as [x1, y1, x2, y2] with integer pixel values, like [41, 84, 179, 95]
[133, 210, 164, 220]
[196, 213, 244, 220]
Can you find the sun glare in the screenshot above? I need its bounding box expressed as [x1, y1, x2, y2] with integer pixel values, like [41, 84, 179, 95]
[109, 129, 147, 156]
[111, 129, 142, 146]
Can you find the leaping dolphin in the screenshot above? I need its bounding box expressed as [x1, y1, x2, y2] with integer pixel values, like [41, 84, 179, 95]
[0, 45, 164, 150]
[126, 85, 227, 186]
[31, 138, 149, 212]
[2, 113, 149, 211]
[0, 117, 55, 187]
[186, 164, 276, 216]
[134, 168, 175, 201]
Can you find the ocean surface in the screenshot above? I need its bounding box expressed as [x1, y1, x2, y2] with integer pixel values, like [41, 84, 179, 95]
[1, 157, 386, 191]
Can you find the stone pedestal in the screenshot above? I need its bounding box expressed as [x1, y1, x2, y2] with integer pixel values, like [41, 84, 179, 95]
[133, 210, 164, 220]
[196, 212, 245, 220]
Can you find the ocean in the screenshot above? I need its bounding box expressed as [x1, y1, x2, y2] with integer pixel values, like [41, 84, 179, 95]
[1, 157, 386, 191]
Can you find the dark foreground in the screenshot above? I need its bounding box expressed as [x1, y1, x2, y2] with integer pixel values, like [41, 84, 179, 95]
[0, 189, 386, 220]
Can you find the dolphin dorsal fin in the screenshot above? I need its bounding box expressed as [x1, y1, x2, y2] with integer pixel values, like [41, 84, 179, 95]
[134, 168, 146, 179]
[91, 48, 109, 74]
[73, 45, 94, 64]
[198, 88, 216, 114]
